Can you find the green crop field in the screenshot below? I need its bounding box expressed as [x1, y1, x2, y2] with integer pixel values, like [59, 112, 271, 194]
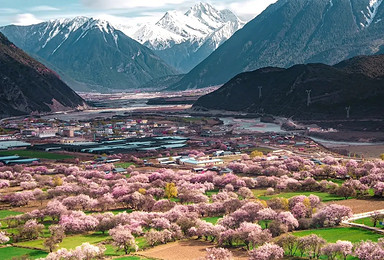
[205, 189, 219, 197]
[0, 246, 47, 260]
[114, 162, 135, 168]
[202, 216, 222, 225]
[0, 210, 23, 219]
[244, 146, 274, 154]
[353, 217, 384, 228]
[17, 233, 109, 250]
[17, 233, 148, 256]
[0, 150, 73, 160]
[104, 244, 125, 256]
[59, 233, 109, 249]
[253, 190, 346, 202]
[293, 227, 383, 243]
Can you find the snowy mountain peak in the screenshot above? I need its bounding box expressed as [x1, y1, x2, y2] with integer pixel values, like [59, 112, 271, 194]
[85, 18, 116, 34]
[48, 16, 88, 29]
[190, 2, 214, 11]
[185, 2, 219, 18]
[185, 2, 239, 25]
[361, 0, 383, 28]
[46, 17, 115, 34]
[155, 9, 211, 39]
[122, 2, 244, 49]
[113, 2, 244, 72]
[28, 16, 120, 54]
[0, 16, 177, 91]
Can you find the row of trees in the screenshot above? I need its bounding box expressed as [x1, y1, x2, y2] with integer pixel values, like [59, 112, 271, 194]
[38, 235, 384, 260]
[0, 154, 375, 260]
[204, 236, 384, 260]
[229, 156, 384, 197]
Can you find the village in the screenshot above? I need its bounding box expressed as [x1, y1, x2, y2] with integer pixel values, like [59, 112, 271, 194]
[0, 113, 383, 260]
[0, 114, 332, 168]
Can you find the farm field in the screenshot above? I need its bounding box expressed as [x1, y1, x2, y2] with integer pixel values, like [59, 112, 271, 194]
[293, 227, 383, 243]
[114, 162, 135, 169]
[139, 240, 248, 260]
[353, 217, 384, 228]
[0, 246, 47, 260]
[16, 233, 109, 250]
[0, 150, 73, 160]
[202, 216, 222, 225]
[325, 199, 384, 214]
[0, 210, 23, 219]
[252, 190, 346, 202]
[0, 133, 383, 260]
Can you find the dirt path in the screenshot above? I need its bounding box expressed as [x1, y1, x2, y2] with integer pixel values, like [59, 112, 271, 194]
[138, 240, 248, 260]
[325, 199, 384, 214]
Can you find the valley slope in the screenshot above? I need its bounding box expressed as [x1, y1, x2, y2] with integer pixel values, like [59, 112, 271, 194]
[171, 0, 384, 90]
[193, 54, 384, 120]
[0, 33, 87, 118]
[0, 18, 177, 92]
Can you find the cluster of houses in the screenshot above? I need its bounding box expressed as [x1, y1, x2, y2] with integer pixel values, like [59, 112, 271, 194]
[0, 117, 189, 142]
[156, 153, 236, 174]
[157, 156, 223, 167]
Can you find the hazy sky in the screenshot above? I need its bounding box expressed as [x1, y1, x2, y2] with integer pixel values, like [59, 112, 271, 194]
[0, 0, 278, 26]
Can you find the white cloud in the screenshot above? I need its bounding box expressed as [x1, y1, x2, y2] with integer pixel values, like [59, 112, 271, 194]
[12, 13, 43, 26]
[81, 0, 187, 9]
[224, 0, 278, 20]
[95, 13, 162, 26]
[0, 1, 278, 27]
[30, 5, 60, 12]
[81, 0, 278, 23]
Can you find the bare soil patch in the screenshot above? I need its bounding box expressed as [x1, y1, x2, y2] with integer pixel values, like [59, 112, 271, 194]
[138, 240, 248, 260]
[12, 200, 49, 213]
[326, 199, 384, 214]
[0, 186, 22, 195]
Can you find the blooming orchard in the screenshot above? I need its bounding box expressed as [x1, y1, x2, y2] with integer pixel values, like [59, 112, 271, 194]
[0, 154, 381, 259]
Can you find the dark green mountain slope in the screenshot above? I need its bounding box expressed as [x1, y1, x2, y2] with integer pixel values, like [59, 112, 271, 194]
[193, 54, 384, 120]
[0, 18, 177, 92]
[0, 33, 87, 118]
[171, 0, 384, 90]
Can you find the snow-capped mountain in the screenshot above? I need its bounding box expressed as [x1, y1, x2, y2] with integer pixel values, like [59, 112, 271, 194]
[0, 17, 177, 92]
[170, 0, 384, 90]
[360, 0, 383, 27]
[115, 2, 244, 73]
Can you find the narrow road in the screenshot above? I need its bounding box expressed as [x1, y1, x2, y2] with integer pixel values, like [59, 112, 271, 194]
[342, 209, 384, 234]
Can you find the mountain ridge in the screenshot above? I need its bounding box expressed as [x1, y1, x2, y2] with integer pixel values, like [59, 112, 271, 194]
[193, 54, 384, 120]
[0, 17, 178, 92]
[170, 0, 384, 90]
[115, 2, 244, 73]
[0, 32, 87, 118]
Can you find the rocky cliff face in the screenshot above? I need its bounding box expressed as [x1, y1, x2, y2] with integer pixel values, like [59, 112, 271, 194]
[193, 54, 384, 120]
[0, 33, 87, 118]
